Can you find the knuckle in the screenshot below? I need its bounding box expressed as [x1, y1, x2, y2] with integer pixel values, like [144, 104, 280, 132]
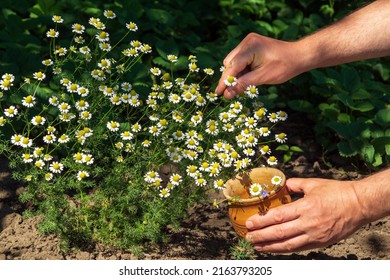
[271, 209, 285, 224]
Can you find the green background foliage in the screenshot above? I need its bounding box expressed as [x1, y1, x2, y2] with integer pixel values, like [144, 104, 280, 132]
[3, 0, 389, 170]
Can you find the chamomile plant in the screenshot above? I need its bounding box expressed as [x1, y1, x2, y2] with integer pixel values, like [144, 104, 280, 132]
[0, 11, 289, 247]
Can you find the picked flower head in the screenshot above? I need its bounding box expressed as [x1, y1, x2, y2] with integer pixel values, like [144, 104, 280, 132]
[249, 183, 263, 196]
[271, 175, 283, 186]
[224, 75, 237, 87]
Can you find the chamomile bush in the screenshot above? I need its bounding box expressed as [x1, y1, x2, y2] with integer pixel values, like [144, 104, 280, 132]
[0, 11, 288, 248]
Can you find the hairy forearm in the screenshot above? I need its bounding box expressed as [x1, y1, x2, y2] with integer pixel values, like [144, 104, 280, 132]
[296, 0, 390, 72]
[353, 168, 390, 223]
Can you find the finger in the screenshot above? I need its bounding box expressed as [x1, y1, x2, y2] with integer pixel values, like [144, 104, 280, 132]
[246, 218, 304, 245]
[252, 233, 311, 253]
[215, 58, 250, 96]
[286, 177, 328, 194]
[246, 201, 300, 230]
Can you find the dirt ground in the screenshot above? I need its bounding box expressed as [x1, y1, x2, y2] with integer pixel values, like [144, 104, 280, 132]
[1, 113, 389, 260]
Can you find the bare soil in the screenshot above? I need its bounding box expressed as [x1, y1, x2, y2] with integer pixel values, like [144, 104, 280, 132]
[1, 113, 389, 260]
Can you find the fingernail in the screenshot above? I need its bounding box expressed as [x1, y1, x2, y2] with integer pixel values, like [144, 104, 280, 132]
[246, 220, 254, 230]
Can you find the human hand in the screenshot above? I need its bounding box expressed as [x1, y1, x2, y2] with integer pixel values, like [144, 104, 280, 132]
[215, 33, 305, 99]
[245, 177, 367, 253]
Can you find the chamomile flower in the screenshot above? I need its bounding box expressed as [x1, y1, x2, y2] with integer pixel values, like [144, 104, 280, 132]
[42, 59, 53, 66]
[58, 134, 70, 143]
[277, 111, 288, 121]
[268, 112, 279, 123]
[43, 134, 56, 144]
[121, 131, 133, 141]
[141, 44, 152, 54]
[75, 100, 89, 111]
[260, 145, 271, 155]
[224, 75, 237, 87]
[203, 68, 214, 75]
[4, 106, 18, 117]
[206, 91, 218, 101]
[103, 10, 116, 19]
[77, 170, 90, 181]
[74, 36, 85, 44]
[89, 17, 106, 30]
[22, 95, 36, 107]
[190, 113, 203, 126]
[159, 188, 170, 198]
[126, 21, 138, 31]
[31, 115, 46, 126]
[182, 90, 195, 102]
[245, 85, 258, 98]
[167, 54, 178, 63]
[131, 123, 141, 132]
[34, 160, 45, 169]
[222, 123, 235, 132]
[121, 82, 132, 92]
[249, 183, 263, 196]
[43, 154, 53, 161]
[55, 47, 67, 56]
[259, 127, 271, 137]
[188, 62, 199, 72]
[72, 23, 85, 34]
[73, 152, 84, 163]
[170, 173, 182, 186]
[83, 154, 94, 165]
[244, 117, 257, 128]
[49, 96, 59, 106]
[141, 140, 151, 147]
[52, 15, 64, 23]
[254, 108, 267, 120]
[58, 102, 71, 113]
[267, 156, 278, 166]
[49, 161, 64, 174]
[274, 132, 287, 143]
[2, 73, 15, 81]
[161, 80, 173, 90]
[144, 171, 161, 184]
[195, 95, 206, 106]
[45, 173, 53, 181]
[22, 153, 33, 163]
[150, 67, 161, 76]
[0, 79, 12, 90]
[33, 147, 44, 158]
[19, 137, 32, 148]
[10, 134, 22, 146]
[205, 120, 219, 136]
[243, 148, 255, 156]
[168, 93, 181, 104]
[149, 125, 161, 136]
[46, 29, 59, 38]
[213, 179, 225, 190]
[219, 111, 233, 123]
[186, 165, 198, 178]
[0, 116, 6, 126]
[271, 175, 283, 185]
[195, 177, 207, 187]
[107, 121, 120, 132]
[130, 40, 142, 49]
